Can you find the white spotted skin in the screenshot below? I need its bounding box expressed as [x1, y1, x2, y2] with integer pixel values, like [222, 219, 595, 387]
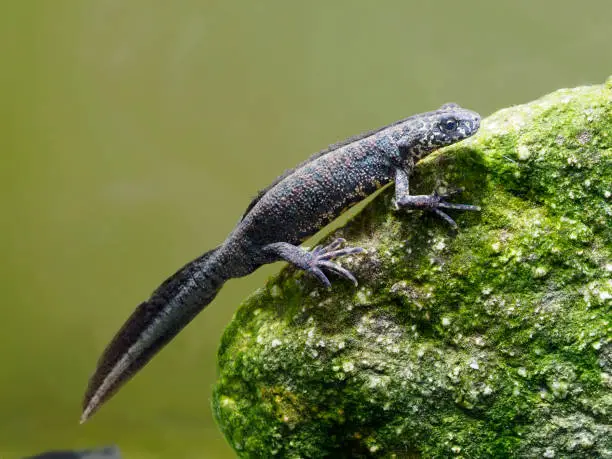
[227, 104, 480, 260]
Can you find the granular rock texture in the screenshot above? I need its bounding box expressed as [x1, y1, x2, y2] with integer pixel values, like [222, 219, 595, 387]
[213, 78, 612, 458]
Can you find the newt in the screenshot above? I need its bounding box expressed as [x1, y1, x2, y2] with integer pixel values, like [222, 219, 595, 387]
[81, 103, 481, 422]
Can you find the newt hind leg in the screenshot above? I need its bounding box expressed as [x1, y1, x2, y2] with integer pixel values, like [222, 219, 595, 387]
[262, 238, 365, 287]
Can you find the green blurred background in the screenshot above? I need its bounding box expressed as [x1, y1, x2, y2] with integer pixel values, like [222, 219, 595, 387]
[0, 1, 609, 458]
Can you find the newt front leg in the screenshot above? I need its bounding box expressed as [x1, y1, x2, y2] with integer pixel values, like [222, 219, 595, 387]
[393, 167, 480, 229]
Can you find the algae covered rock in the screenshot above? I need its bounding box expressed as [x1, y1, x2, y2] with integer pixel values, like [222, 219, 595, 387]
[213, 78, 612, 458]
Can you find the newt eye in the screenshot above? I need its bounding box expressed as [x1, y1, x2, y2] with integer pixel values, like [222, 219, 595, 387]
[441, 117, 458, 132]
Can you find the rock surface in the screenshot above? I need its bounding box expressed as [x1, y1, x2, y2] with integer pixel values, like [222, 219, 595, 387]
[213, 78, 611, 458]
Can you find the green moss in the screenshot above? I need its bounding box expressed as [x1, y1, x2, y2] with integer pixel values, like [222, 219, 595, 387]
[213, 78, 612, 458]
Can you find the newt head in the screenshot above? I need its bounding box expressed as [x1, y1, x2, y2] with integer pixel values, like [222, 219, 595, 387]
[400, 103, 481, 160]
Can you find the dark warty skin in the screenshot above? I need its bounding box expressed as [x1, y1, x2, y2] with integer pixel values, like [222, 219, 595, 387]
[81, 103, 481, 422]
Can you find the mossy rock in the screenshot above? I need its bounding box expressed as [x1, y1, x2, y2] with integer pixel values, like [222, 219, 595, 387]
[213, 78, 612, 458]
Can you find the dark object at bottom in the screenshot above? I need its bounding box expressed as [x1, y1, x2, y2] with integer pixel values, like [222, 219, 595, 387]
[24, 446, 121, 459]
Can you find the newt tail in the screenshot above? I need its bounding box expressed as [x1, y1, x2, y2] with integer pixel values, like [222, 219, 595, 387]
[81, 248, 223, 423]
